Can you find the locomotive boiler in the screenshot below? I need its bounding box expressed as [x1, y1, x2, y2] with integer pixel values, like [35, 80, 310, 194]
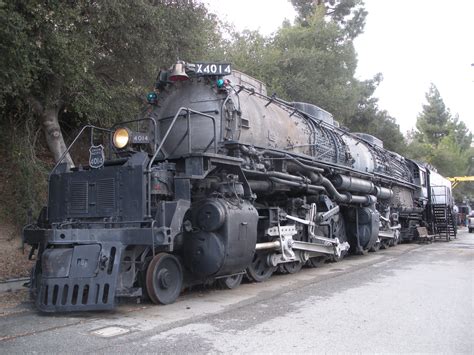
[23, 61, 455, 312]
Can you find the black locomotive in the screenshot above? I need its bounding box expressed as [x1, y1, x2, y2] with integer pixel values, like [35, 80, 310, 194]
[23, 61, 456, 312]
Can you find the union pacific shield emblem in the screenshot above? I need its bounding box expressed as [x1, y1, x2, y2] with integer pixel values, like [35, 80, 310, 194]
[89, 145, 105, 169]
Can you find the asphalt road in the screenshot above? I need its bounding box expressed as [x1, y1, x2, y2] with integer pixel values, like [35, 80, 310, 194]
[1, 229, 473, 353]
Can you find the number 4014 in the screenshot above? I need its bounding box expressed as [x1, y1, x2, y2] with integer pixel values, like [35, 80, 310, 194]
[195, 63, 231, 75]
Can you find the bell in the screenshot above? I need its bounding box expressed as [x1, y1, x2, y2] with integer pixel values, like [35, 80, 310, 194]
[168, 62, 189, 82]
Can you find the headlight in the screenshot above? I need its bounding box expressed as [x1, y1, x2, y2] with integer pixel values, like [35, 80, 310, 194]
[113, 127, 130, 149]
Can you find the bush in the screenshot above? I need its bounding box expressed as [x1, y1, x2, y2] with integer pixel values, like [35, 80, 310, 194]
[0, 115, 50, 228]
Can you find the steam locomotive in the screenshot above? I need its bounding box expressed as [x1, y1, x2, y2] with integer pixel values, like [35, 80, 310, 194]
[23, 61, 456, 312]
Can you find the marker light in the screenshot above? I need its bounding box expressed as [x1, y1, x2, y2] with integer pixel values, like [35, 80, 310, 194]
[113, 128, 130, 149]
[147, 92, 158, 104]
[217, 79, 224, 88]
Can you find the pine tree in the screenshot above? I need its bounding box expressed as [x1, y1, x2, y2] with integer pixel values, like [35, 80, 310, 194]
[407, 84, 473, 179]
[415, 84, 451, 146]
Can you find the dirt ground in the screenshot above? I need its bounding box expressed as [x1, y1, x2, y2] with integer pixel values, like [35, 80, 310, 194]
[0, 225, 34, 281]
[0, 225, 34, 314]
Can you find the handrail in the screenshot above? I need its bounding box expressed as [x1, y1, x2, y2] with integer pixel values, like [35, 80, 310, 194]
[235, 84, 392, 151]
[47, 125, 112, 221]
[111, 117, 158, 154]
[147, 107, 217, 170]
[145, 107, 218, 218]
[430, 185, 452, 206]
[49, 125, 112, 178]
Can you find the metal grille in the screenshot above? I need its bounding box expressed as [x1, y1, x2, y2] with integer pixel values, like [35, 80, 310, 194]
[69, 181, 88, 213]
[97, 178, 115, 211]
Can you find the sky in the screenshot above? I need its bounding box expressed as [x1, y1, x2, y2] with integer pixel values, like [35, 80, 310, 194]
[205, 0, 474, 135]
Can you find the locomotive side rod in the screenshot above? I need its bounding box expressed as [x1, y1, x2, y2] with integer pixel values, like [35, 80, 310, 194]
[254, 239, 335, 255]
[255, 225, 348, 257]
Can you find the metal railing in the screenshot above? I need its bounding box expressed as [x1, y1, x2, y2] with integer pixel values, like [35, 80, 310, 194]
[111, 117, 159, 154]
[430, 185, 455, 239]
[49, 125, 112, 177]
[47, 108, 218, 221]
[146, 107, 218, 218]
[147, 106, 217, 169]
[46, 125, 112, 223]
[430, 185, 452, 206]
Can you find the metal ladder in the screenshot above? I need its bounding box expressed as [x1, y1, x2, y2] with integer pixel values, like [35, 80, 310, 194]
[430, 186, 457, 241]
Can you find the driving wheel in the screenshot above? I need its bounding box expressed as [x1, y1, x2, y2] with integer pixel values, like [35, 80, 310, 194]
[146, 253, 183, 305]
[380, 240, 391, 249]
[246, 252, 276, 282]
[217, 273, 244, 289]
[281, 261, 303, 274]
[369, 240, 381, 252]
[306, 256, 327, 268]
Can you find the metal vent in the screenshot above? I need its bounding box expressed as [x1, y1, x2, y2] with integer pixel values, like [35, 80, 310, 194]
[69, 181, 88, 213]
[97, 178, 115, 211]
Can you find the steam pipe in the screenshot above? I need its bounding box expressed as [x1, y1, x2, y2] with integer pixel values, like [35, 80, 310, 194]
[243, 170, 378, 205]
[375, 186, 394, 200]
[247, 180, 273, 192]
[309, 173, 377, 205]
[243, 168, 306, 182]
[330, 174, 393, 200]
[268, 177, 326, 193]
[243, 169, 320, 193]
[255, 240, 281, 250]
[239, 146, 324, 173]
[331, 174, 375, 194]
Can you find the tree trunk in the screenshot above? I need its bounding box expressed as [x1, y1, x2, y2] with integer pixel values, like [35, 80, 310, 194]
[29, 90, 74, 169]
[41, 105, 74, 168]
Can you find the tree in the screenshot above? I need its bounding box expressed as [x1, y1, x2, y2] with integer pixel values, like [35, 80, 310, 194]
[350, 105, 407, 154]
[415, 84, 451, 146]
[430, 135, 470, 177]
[268, 8, 362, 122]
[214, 30, 272, 81]
[407, 84, 473, 181]
[221, 7, 366, 124]
[0, 0, 219, 166]
[219, 2, 407, 153]
[450, 114, 472, 152]
[290, 0, 368, 39]
[0, 0, 221, 225]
